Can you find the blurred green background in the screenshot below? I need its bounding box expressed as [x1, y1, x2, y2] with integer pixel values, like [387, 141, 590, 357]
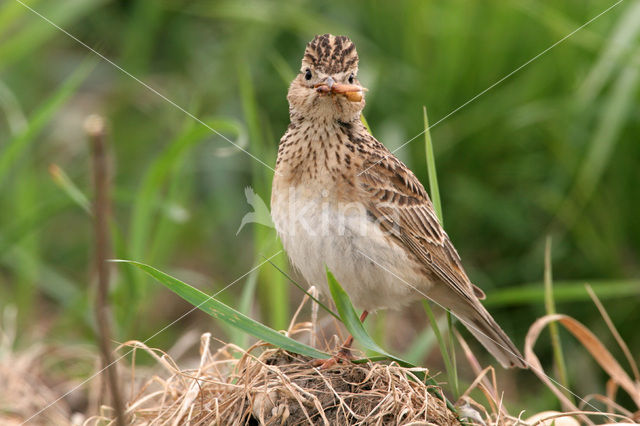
[1, 0, 639, 413]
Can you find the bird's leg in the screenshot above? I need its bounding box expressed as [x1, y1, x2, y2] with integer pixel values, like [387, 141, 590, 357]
[312, 310, 369, 369]
[336, 310, 369, 359]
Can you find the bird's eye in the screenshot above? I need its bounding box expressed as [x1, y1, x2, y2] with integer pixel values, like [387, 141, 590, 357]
[304, 69, 312, 80]
[348, 73, 354, 84]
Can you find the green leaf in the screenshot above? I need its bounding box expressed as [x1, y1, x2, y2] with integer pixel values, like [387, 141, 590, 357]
[115, 259, 330, 359]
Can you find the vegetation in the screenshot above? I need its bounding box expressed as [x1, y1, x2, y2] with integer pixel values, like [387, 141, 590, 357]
[1, 0, 639, 422]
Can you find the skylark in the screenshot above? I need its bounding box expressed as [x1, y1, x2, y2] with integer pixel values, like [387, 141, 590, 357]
[271, 34, 526, 368]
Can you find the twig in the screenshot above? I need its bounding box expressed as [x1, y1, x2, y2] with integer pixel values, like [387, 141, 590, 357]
[87, 114, 126, 426]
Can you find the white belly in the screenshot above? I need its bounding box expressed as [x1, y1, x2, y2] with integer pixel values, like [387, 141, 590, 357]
[271, 186, 429, 311]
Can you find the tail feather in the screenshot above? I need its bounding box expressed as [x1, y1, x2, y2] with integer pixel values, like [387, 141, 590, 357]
[458, 308, 527, 369]
[430, 288, 527, 369]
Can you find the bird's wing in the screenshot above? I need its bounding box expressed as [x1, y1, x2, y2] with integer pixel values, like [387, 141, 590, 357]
[354, 132, 485, 301]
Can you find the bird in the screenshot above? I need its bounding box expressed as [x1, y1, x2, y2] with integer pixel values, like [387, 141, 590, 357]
[270, 34, 526, 369]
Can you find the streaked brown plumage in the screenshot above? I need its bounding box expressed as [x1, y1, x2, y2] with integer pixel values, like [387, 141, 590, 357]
[271, 34, 526, 368]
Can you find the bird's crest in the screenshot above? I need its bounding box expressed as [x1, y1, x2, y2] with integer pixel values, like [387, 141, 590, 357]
[302, 34, 359, 74]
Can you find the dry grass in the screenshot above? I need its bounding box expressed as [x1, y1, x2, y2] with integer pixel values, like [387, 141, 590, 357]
[0, 342, 77, 425]
[3, 287, 639, 425]
[102, 335, 460, 425]
[94, 323, 637, 425]
[0, 307, 98, 425]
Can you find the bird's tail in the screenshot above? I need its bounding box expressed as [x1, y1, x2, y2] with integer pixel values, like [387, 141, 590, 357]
[430, 289, 527, 369]
[457, 305, 527, 369]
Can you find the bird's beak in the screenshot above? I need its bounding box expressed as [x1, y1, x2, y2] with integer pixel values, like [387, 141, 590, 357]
[325, 76, 335, 89]
[314, 76, 335, 92]
[314, 77, 366, 103]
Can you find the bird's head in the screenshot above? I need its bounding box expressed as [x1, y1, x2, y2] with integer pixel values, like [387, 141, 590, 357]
[287, 34, 366, 123]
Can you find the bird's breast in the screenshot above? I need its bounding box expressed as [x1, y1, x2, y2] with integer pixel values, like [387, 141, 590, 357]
[273, 121, 363, 188]
[270, 184, 429, 311]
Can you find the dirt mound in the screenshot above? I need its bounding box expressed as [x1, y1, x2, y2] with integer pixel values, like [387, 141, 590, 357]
[121, 335, 459, 425]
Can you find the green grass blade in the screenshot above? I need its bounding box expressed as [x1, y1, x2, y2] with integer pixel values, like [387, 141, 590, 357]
[129, 118, 212, 265]
[578, 1, 640, 104]
[0, 79, 27, 134]
[269, 50, 296, 86]
[266, 257, 340, 321]
[0, 196, 71, 254]
[360, 113, 372, 134]
[49, 164, 91, 214]
[423, 302, 451, 367]
[238, 61, 289, 330]
[126, 116, 239, 319]
[557, 46, 640, 231]
[326, 268, 395, 358]
[422, 105, 458, 396]
[544, 237, 571, 402]
[484, 279, 640, 306]
[0, 0, 33, 36]
[0, 0, 106, 70]
[402, 316, 443, 364]
[115, 260, 330, 359]
[234, 268, 259, 348]
[325, 268, 413, 365]
[6, 248, 78, 305]
[0, 58, 95, 186]
[423, 106, 442, 224]
[446, 309, 459, 397]
[423, 301, 459, 398]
